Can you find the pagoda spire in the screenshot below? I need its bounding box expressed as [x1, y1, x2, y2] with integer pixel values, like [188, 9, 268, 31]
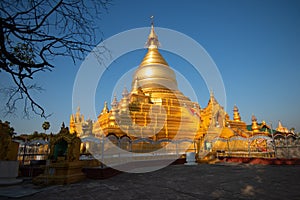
[101, 101, 109, 115]
[111, 95, 118, 108]
[276, 120, 289, 133]
[209, 90, 218, 105]
[145, 16, 160, 49]
[69, 114, 76, 134]
[139, 16, 168, 67]
[131, 77, 140, 94]
[120, 87, 130, 113]
[251, 114, 259, 132]
[233, 105, 241, 122]
[122, 87, 129, 97]
[210, 90, 214, 102]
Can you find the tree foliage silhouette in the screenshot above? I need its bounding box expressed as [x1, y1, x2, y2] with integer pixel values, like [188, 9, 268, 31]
[42, 121, 50, 134]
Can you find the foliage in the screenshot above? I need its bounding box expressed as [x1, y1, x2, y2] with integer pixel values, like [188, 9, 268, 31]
[42, 121, 50, 131]
[0, 120, 15, 137]
[0, 0, 111, 118]
[27, 131, 49, 140]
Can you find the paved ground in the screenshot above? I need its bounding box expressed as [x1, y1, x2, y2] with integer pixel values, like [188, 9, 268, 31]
[0, 163, 299, 200]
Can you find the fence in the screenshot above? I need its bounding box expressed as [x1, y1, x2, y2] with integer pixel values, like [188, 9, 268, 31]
[80, 135, 196, 166]
[15, 133, 300, 167]
[273, 134, 300, 158]
[210, 134, 300, 159]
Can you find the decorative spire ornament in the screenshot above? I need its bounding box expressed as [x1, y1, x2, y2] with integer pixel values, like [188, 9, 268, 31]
[233, 105, 241, 121]
[145, 16, 160, 49]
[251, 114, 259, 132]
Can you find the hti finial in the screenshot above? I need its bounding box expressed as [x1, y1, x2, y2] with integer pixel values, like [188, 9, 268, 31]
[150, 15, 154, 26]
[210, 89, 214, 98]
[145, 17, 160, 49]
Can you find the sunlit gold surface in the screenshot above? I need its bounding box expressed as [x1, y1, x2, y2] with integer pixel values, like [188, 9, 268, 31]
[251, 115, 259, 132]
[92, 22, 201, 150]
[139, 48, 168, 66]
[134, 25, 178, 91]
[71, 22, 276, 157]
[233, 105, 241, 121]
[276, 121, 289, 133]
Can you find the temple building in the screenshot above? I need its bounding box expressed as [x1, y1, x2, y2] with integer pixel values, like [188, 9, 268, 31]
[70, 22, 297, 159]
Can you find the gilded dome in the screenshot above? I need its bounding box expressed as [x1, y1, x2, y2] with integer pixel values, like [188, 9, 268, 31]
[132, 23, 178, 91]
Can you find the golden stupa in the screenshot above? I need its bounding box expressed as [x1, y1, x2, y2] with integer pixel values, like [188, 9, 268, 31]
[70, 22, 287, 158]
[92, 22, 202, 152]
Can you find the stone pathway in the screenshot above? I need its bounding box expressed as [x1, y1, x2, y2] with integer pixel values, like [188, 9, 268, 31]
[0, 163, 299, 199]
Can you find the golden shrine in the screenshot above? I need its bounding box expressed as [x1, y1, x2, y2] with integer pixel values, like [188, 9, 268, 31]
[33, 124, 99, 185]
[69, 22, 291, 159]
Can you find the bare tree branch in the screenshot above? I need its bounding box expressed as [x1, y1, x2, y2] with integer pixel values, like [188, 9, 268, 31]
[0, 0, 111, 118]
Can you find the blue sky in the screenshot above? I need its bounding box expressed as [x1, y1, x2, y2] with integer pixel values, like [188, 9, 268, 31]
[1, 0, 300, 134]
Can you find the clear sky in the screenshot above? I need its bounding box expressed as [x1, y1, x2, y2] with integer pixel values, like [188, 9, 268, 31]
[1, 0, 300, 134]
